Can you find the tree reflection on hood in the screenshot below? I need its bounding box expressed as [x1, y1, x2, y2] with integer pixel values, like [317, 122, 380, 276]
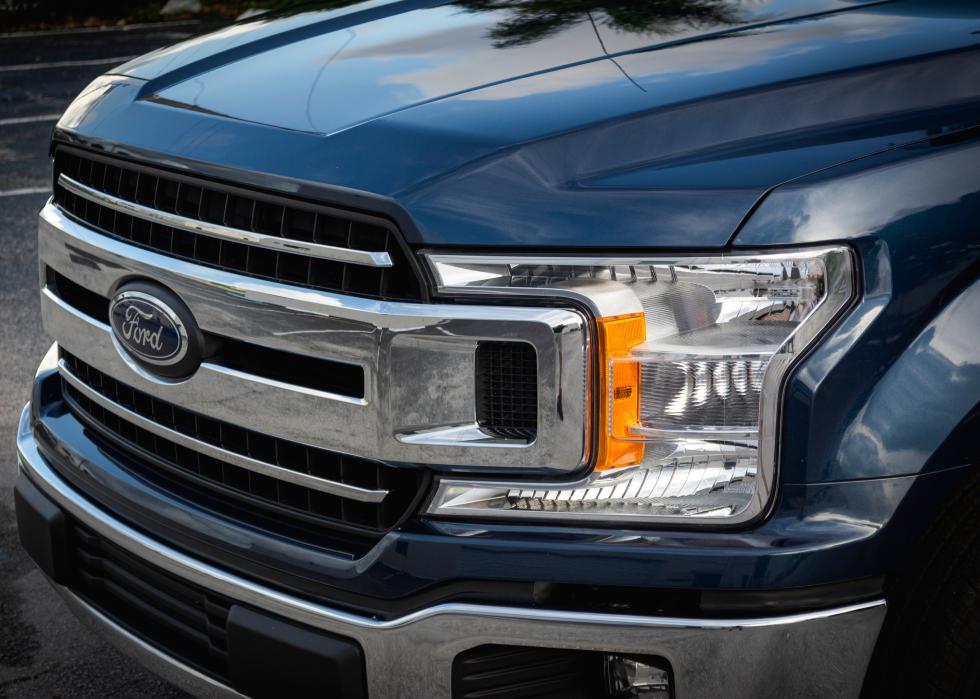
[455, 0, 744, 48]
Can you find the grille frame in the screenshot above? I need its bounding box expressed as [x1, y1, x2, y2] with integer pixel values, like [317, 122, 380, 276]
[52, 145, 427, 302]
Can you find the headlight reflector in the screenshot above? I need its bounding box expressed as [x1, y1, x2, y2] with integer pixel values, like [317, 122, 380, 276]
[425, 247, 854, 525]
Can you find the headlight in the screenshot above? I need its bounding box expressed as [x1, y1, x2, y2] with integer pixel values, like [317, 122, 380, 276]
[423, 247, 855, 525]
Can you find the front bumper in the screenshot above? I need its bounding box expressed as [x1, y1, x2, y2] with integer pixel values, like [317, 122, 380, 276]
[16, 404, 885, 698]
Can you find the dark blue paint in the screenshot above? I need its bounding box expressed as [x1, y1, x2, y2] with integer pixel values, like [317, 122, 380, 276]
[58, 0, 980, 248]
[736, 137, 980, 484]
[45, 0, 980, 598]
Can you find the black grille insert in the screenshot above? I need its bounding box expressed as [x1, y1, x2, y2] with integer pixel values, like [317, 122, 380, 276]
[476, 342, 538, 441]
[59, 351, 424, 539]
[453, 645, 608, 699]
[52, 146, 424, 301]
[69, 519, 233, 682]
[46, 267, 109, 324]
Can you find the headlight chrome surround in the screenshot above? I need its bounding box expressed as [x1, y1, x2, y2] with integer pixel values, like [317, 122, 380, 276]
[422, 247, 856, 527]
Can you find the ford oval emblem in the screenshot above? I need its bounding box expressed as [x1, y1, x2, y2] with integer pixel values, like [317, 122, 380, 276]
[110, 291, 188, 366]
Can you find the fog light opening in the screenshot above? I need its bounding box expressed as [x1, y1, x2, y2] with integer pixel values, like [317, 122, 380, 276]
[604, 654, 672, 698]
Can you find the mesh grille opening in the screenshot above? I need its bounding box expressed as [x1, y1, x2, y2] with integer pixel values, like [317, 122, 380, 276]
[52, 146, 424, 301]
[476, 342, 538, 441]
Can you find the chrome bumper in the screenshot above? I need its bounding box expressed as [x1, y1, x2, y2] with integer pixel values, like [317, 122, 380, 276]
[17, 404, 885, 699]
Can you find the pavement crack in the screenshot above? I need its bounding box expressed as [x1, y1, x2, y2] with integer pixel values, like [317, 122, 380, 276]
[0, 665, 58, 690]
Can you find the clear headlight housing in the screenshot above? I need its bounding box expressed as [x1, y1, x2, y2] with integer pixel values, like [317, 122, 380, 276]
[424, 248, 854, 525]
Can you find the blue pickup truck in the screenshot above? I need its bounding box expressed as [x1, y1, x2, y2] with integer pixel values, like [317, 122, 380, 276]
[14, 1, 980, 697]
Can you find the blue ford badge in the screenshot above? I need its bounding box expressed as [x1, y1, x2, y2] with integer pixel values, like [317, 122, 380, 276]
[109, 291, 188, 365]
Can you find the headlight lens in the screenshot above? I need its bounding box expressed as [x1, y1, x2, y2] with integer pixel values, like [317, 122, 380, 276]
[424, 247, 854, 525]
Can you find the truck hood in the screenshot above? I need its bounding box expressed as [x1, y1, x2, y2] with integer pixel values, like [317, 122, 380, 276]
[118, 0, 873, 137]
[68, 0, 980, 248]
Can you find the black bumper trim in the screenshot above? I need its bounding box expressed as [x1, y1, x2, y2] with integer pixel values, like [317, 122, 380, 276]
[15, 469, 367, 698]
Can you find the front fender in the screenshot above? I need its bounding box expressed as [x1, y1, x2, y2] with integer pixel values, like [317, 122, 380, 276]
[735, 135, 980, 484]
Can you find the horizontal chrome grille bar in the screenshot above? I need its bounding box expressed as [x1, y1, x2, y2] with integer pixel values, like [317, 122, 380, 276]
[59, 359, 388, 503]
[59, 174, 393, 268]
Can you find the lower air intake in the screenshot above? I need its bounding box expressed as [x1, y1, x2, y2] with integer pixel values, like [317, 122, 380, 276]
[453, 645, 605, 699]
[69, 519, 233, 682]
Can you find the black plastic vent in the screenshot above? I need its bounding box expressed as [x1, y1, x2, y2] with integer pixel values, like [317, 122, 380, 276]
[69, 519, 234, 682]
[52, 147, 424, 301]
[453, 645, 607, 699]
[59, 351, 424, 539]
[476, 342, 538, 441]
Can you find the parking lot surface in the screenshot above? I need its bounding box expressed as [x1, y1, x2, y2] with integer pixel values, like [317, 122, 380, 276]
[0, 22, 208, 698]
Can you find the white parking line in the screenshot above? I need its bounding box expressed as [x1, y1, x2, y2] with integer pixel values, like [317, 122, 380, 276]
[0, 186, 51, 198]
[0, 113, 62, 126]
[0, 56, 137, 72]
[0, 20, 197, 39]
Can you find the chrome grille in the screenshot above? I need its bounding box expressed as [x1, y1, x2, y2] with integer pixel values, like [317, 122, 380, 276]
[59, 350, 426, 538]
[36, 145, 591, 560]
[39, 202, 589, 471]
[52, 147, 424, 301]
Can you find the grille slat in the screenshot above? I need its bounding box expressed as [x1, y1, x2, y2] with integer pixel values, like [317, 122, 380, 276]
[76, 549, 208, 631]
[52, 148, 423, 301]
[58, 351, 425, 548]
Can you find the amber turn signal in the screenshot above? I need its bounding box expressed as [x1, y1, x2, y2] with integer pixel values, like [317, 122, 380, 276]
[595, 312, 646, 471]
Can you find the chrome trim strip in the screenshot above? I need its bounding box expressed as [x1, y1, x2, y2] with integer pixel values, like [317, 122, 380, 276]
[19, 405, 885, 699]
[426, 250, 846, 272]
[396, 422, 533, 448]
[52, 585, 245, 699]
[58, 359, 389, 503]
[58, 173, 394, 268]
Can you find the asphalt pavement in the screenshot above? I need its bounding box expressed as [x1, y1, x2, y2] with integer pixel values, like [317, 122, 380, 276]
[0, 21, 213, 698]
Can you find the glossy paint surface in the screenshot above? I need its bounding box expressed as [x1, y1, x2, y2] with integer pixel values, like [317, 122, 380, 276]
[43, 0, 980, 597]
[136, 0, 872, 136]
[59, 0, 980, 248]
